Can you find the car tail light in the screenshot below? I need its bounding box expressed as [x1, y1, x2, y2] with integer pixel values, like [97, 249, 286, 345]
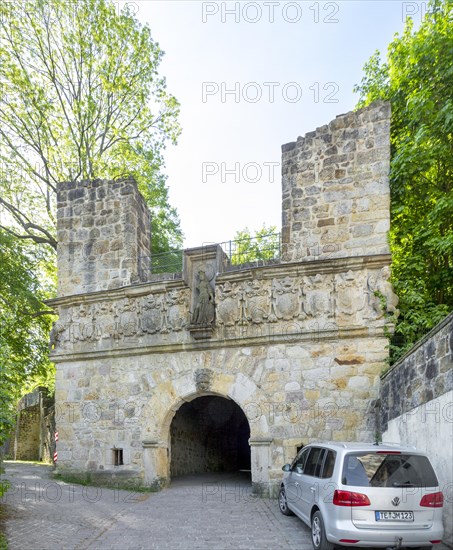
[333, 490, 371, 507]
[420, 492, 443, 508]
[430, 541, 442, 544]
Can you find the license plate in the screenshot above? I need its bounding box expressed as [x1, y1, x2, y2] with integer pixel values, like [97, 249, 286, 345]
[375, 511, 414, 522]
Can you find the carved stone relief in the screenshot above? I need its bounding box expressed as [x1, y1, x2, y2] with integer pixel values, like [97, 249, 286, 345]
[195, 368, 212, 392]
[366, 266, 399, 320]
[164, 289, 190, 332]
[243, 279, 270, 324]
[216, 281, 240, 327]
[334, 270, 367, 324]
[303, 274, 334, 319]
[50, 267, 392, 351]
[139, 294, 163, 335]
[269, 277, 301, 322]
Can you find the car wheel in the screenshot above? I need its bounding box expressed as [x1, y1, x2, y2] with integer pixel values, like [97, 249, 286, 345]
[278, 487, 294, 516]
[311, 511, 334, 550]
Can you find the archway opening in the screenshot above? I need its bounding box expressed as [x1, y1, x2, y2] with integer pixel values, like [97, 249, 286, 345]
[170, 396, 251, 478]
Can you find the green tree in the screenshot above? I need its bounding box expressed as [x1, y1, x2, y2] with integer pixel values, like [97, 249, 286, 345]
[0, 0, 182, 254]
[0, 231, 54, 454]
[354, 0, 453, 360]
[231, 225, 280, 265]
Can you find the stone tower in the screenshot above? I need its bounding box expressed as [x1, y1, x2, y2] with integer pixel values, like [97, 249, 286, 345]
[56, 177, 151, 296]
[281, 100, 390, 262]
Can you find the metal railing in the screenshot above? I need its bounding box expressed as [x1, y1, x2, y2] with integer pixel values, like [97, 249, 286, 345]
[139, 232, 282, 277]
[219, 232, 281, 266]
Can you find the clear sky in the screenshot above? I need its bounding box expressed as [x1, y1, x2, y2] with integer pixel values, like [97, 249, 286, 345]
[123, 0, 425, 248]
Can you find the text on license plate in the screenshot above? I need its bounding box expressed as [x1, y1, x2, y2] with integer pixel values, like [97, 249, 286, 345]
[375, 511, 414, 522]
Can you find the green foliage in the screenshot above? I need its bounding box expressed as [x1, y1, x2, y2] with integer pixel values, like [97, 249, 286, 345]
[0, 0, 182, 441]
[231, 225, 280, 265]
[0, 231, 54, 448]
[0, 0, 182, 252]
[355, 0, 453, 361]
[0, 530, 7, 550]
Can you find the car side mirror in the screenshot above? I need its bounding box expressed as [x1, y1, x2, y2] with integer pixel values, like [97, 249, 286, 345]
[282, 464, 291, 472]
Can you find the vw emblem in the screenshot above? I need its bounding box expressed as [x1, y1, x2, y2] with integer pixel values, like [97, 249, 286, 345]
[392, 497, 400, 507]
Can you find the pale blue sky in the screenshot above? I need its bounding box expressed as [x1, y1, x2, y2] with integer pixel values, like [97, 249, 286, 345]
[126, 0, 425, 247]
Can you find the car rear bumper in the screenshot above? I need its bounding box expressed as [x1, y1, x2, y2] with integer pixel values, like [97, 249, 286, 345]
[327, 521, 444, 547]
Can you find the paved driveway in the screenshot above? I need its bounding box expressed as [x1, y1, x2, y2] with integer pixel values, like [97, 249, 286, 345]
[2, 462, 451, 550]
[1, 462, 311, 549]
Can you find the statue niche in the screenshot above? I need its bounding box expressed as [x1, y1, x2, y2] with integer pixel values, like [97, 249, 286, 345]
[191, 270, 215, 326]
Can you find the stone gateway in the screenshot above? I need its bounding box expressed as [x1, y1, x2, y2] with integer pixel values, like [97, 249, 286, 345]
[49, 101, 396, 492]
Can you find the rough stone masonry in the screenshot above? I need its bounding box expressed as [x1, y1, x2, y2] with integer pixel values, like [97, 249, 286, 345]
[48, 100, 398, 492]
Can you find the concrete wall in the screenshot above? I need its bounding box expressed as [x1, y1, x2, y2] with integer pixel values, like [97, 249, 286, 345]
[381, 313, 453, 547]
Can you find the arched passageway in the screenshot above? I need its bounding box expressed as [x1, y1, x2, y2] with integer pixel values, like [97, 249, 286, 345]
[170, 396, 251, 478]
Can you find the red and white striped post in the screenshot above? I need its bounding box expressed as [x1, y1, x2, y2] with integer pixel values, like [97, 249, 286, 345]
[54, 431, 59, 462]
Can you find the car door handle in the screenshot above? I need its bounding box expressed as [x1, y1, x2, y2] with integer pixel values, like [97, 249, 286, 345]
[310, 486, 316, 492]
[295, 482, 300, 487]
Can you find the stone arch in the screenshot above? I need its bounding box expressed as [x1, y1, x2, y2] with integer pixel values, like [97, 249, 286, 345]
[141, 370, 272, 490]
[168, 393, 251, 478]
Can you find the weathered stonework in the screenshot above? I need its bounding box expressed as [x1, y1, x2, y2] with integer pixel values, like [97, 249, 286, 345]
[380, 312, 453, 432]
[13, 388, 55, 462]
[282, 100, 390, 262]
[56, 177, 151, 296]
[49, 102, 395, 493]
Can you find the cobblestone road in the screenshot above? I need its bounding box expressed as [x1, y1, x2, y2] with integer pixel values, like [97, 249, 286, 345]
[1, 462, 451, 550]
[1, 462, 311, 549]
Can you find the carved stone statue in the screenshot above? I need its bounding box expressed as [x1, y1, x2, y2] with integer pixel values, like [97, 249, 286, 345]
[368, 266, 399, 319]
[49, 322, 65, 350]
[191, 270, 215, 325]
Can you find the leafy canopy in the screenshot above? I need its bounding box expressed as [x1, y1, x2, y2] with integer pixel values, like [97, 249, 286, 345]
[231, 225, 280, 265]
[0, 231, 54, 450]
[354, 0, 453, 359]
[0, 0, 182, 253]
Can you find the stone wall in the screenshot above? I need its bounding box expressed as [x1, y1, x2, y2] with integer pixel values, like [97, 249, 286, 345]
[170, 402, 209, 477]
[380, 312, 452, 432]
[49, 101, 396, 492]
[13, 388, 55, 462]
[281, 100, 390, 262]
[381, 313, 453, 547]
[14, 406, 40, 461]
[56, 177, 151, 297]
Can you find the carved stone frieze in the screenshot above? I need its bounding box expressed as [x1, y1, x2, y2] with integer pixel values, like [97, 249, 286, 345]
[50, 265, 395, 352]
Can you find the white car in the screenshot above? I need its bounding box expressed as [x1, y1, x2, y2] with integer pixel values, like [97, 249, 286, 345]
[278, 442, 444, 550]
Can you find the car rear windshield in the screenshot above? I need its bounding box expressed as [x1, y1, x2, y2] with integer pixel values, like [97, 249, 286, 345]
[342, 453, 438, 488]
